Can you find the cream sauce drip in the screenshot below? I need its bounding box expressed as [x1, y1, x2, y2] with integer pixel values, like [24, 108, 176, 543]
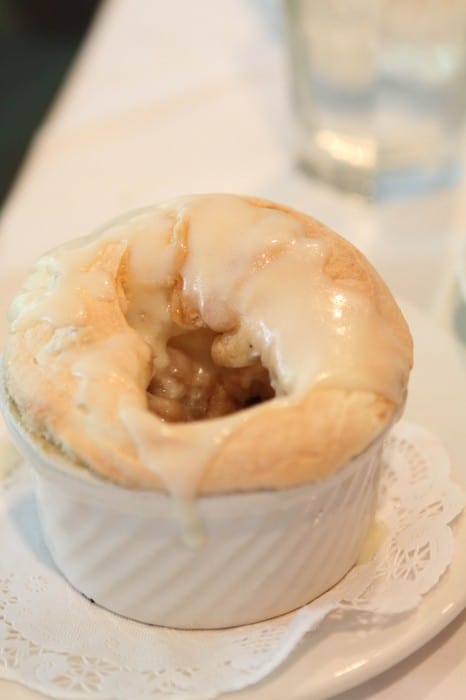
[9, 240, 125, 331]
[182, 195, 404, 402]
[0, 438, 21, 480]
[357, 520, 388, 564]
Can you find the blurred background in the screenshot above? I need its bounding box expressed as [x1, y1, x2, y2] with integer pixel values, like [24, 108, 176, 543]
[0, 0, 99, 203]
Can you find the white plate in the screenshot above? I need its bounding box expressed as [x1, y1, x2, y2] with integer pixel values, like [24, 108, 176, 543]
[0, 300, 465, 700]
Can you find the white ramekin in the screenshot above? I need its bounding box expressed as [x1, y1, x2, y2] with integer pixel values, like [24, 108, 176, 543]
[0, 378, 383, 629]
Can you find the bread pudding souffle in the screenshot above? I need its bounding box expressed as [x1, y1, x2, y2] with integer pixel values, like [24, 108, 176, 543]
[0, 194, 412, 628]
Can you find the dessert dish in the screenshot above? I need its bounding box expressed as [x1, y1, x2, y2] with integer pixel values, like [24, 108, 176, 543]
[0, 194, 412, 628]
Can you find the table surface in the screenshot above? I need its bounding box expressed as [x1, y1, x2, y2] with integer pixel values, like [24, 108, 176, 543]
[0, 1, 465, 698]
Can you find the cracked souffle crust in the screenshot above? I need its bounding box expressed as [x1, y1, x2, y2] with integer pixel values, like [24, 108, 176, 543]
[2, 195, 413, 495]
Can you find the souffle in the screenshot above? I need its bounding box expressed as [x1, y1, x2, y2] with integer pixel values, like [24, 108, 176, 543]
[2, 194, 412, 498]
[0, 194, 413, 627]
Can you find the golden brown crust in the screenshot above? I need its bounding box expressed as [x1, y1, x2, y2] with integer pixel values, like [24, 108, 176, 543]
[2, 195, 413, 493]
[201, 390, 395, 493]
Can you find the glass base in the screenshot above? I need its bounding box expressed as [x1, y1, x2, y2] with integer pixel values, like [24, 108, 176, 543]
[298, 150, 462, 201]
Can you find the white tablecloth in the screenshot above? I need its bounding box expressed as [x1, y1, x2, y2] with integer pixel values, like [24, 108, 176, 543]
[0, 1, 465, 697]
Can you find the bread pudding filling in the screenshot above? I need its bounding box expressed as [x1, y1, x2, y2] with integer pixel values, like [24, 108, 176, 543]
[147, 328, 274, 422]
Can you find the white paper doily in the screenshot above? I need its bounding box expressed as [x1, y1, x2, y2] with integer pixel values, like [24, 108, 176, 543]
[0, 421, 463, 700]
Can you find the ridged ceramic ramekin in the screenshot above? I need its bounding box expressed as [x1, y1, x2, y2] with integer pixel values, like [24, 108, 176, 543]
[0, 376, 384, 629]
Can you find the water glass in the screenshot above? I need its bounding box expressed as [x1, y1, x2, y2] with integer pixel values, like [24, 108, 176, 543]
[284, 0, 466, 198]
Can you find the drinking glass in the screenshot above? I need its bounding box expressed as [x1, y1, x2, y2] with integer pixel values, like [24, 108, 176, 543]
[284, 0, 466, 198]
